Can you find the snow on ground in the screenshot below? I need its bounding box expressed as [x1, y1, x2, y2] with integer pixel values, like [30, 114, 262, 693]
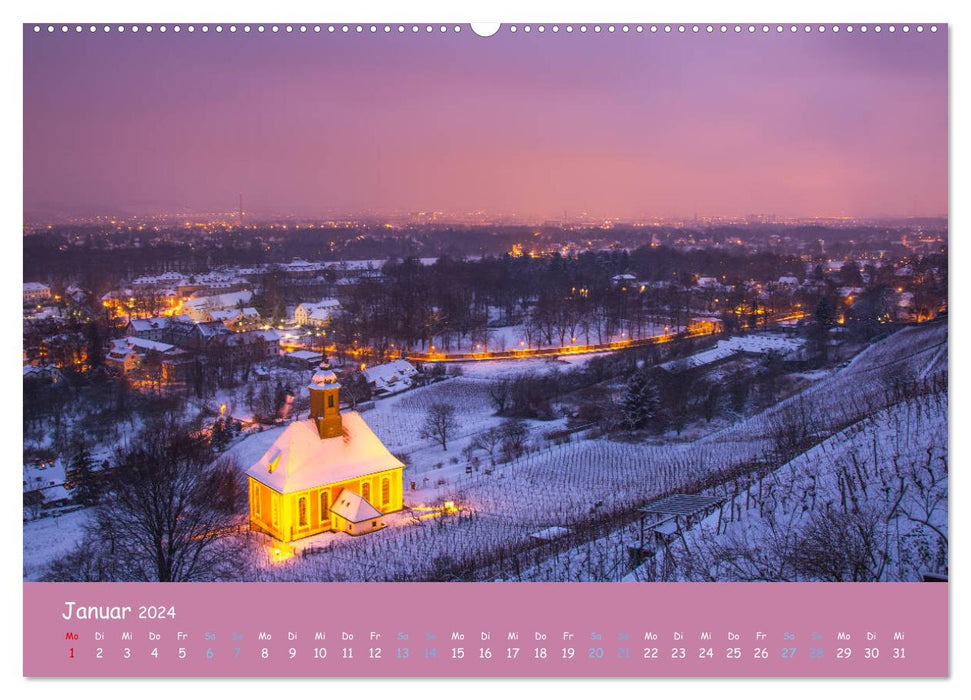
[508, 388, 947, 583]
[23, 510, 90, 581]
[507, 323, 949, 583]
[262, 321, 947, 582]
[23, 320, 948, 582]
[363, 378, 501, 453]
[407, 322, 669, 355]
[648, 390, 946, 582]
[446, 353, 609, 380]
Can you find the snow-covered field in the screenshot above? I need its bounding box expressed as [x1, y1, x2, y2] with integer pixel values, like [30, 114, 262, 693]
[504, 387, 947, 583]
[24, 320, 948, 583]
[23, 510, 90, 581]
[257, 321, 948, 582]
[508, 323, 949, 582]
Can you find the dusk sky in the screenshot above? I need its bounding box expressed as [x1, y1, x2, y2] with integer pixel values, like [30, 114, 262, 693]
[23, 26, 948, 220]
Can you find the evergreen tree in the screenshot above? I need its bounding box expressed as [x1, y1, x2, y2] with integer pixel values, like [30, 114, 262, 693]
[808, 296, 837, 364]
[68, 445, 101, 506]
[814, 296, 837, 327]
[272, 380, 289, 416]
[85, 320, 105, 368]
[622, 369, 659, 432]
[211, 418, 229, 452]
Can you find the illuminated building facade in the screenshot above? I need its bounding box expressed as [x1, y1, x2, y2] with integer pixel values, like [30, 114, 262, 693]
[245, 369, 404, 542]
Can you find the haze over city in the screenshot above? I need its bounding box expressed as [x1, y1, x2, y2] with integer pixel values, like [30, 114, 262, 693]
[24, 26, 947, 221]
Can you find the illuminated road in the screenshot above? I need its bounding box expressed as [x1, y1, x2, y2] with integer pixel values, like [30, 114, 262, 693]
[285, 311, 810, 365]
[405, 327, 715, 363]
[403, 312, 809, 364]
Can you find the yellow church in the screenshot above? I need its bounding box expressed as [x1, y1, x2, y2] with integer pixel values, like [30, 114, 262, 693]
[245, 368, 404, 543]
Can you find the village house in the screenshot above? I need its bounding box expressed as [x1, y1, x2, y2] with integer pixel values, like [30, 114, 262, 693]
[282, 349, 324, 369]
[362, 359, 420, 397]
[127, 314, 194, 344]
[23, 282, 52, 305]
[131, 271, 187, 289]
[294, 298, 341, 327]
[245, 368, 404, 542]
[211, 306, 263, 331]
[183, 290, 254, 322]
[22, 364, 64, 384]
[610, 273, 637, 288]
[105, 336, 187, 378]
[208, 329, 281, 361]
[23, 460, 72, 511]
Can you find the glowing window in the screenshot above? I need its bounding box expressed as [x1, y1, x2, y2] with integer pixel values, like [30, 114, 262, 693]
[381, 478, 390, 505]
[271, 496, 279, 526]
[320, 492, 329, 521]
[254, 483, 261, 517]
[361, 482, 371, 502]
[298, 497, 308, 527]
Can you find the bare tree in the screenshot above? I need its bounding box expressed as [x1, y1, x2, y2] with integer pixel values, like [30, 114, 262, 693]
[500, 419, 529, 459]
[488, 378, 510, 414]
[469, 426, 504, 463]
[81, 421, 246, 582]
[422, 402, 458, 451]
[792, 506, 889, 582]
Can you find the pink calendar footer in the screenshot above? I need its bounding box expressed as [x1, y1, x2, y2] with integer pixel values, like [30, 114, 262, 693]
[24, 582, 947, 677]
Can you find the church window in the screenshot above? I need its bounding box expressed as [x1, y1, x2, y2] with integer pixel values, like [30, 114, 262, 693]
[361, 482, 371, 502]
[298, 497, 308, 527]
[271, 496, 279, 527]
[381, 478, 390, 506]
[253, 484, 261, 517]
[320, 492, 329, 520]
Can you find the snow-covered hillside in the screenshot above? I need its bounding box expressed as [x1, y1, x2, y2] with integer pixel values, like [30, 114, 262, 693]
[26, 320, 947, 583]
[259, 320, 947, 582]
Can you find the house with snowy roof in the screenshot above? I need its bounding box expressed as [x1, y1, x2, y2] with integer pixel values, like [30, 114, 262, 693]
[362, 359, 419, 397]
[23, 282, 52, 305]
[183, 290, 253, 322]
[294, 298, 341, 327]
[105, 337, 185, 376]
[23, 460, 71, 508]
[245, 368, 404, 542]
[127, 314, 194, 343]
[23, 364, 64, 384]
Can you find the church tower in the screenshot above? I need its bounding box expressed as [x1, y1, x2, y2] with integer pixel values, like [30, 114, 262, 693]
[308, 367, 343, 439]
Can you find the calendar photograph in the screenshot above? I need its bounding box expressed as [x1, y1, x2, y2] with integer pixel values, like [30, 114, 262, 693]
[20, 18, 950, 679]
[22, 22, 948, 586]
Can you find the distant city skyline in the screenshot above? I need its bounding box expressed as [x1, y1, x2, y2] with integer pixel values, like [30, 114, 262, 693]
[24, 26, 947, 220]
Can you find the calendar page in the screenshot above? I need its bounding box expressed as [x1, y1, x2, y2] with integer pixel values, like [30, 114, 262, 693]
[20, 9, 950, 684]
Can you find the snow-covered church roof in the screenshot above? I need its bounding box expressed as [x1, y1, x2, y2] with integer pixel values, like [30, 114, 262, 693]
[245, 412, 403, 494]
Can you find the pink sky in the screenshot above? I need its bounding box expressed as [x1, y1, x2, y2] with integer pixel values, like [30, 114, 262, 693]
[23, 26, 948, 219]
